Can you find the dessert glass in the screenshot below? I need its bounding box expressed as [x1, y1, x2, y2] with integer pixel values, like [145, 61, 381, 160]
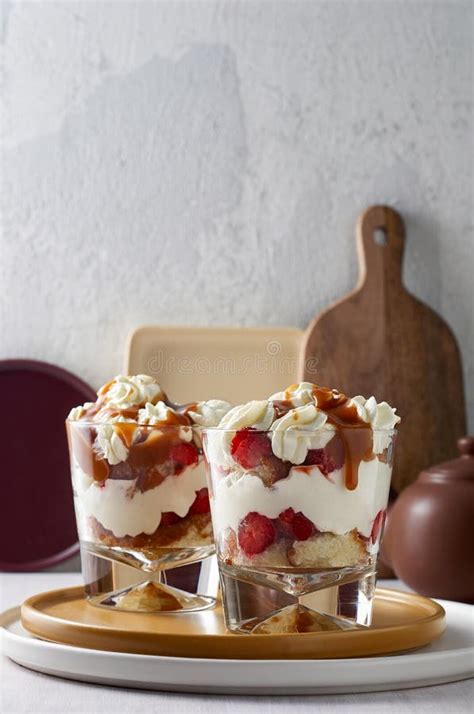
[203, 426, 397, 633]
[67, 420, 217, 613]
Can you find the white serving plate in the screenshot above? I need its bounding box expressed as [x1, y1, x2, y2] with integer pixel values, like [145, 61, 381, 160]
[1, 600, 473, 695]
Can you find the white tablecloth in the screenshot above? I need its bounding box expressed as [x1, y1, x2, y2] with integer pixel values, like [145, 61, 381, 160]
[0, 572, 472, 714]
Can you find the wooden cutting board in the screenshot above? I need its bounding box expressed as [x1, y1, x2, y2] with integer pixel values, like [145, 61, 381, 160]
[302, 205, 466, 493]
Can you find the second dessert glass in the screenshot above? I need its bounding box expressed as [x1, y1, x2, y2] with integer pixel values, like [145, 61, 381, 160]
[68, 421, 216, 612]
[203, 394, 398, 633]
[66, 374, 231, 613]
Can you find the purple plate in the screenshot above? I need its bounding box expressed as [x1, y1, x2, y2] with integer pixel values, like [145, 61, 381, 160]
[0, 359, 96, 571]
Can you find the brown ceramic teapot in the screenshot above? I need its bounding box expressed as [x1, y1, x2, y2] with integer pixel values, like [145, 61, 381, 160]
[382, 437, 474, 603]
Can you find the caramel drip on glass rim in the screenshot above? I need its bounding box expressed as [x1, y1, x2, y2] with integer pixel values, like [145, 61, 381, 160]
[69, 386, 198, 484]
[311, 385, 374, 491]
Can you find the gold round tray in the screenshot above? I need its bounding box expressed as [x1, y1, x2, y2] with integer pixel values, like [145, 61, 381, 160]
[21, 586, 445, 660]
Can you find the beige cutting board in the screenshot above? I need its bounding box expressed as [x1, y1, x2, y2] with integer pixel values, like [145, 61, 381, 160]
[125, 325, 304, 404]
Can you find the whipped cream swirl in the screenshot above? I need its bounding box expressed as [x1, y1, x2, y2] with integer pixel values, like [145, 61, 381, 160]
[269, 382, 315, 408]
[270, 403, 335, 464]
[99, 374, 163, 410]
[96, 424, 129, 465]
[220, 400, 275, 431]
[68, 373, 231, 465]
[205, 400, 275, 467]
[137, 401, 193, 442]
[138, 401, 174, 425]
[352, 395, 400, 429]
[67, 403, 93, 421]
[188, 399, 232, 427]
[210, 383, 400, 468]
[352, 395, 400, 453]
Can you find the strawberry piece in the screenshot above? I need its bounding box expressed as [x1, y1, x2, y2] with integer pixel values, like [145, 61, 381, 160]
[160, 512, 181, 527]
[230, 428, 290, 485]
[370, 509, 386, 544]
[238, 512, 276, 556]
[305, 435, 346, 475]
[278, 507, 297, 536]
[170, 442, 199, 468]
[230, 429, 272, 469]
[189, 488, 210, 515]
[278, 508, 316, 541]
[292, 512, 316, 540]
[304, 448, 337, 475]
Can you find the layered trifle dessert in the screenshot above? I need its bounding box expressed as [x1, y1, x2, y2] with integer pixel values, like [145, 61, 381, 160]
[203, 382, 399, 631]
[67, 374, 231, 571]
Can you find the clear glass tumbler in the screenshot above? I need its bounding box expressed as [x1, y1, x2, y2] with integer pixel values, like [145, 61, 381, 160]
[67, 421, 217, 612]
[203, 426, 396, 633]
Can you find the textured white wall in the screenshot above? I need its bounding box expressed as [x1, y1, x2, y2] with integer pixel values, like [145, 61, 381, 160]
[1, 0, 473, 426]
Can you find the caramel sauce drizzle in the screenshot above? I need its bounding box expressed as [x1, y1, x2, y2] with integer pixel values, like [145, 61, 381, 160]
[270, 385, 374, 491]
[69, 421, 187, 482]
[175, 401, 199, 417]
[69, 385, 197, 485]
[271, 400, 294, 419]
[68, 424, 109, 482]
[311, 386, 373, 491]
[128, 429, 183, 468]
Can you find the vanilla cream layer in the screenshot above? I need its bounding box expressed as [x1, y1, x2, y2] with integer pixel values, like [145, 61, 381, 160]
[73, 460, 207, 538]
[212, 459, 391, 539]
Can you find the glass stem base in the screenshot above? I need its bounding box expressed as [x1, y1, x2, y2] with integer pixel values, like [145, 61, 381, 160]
[219, 562, 376, 633]
[80, 545, 218, 613]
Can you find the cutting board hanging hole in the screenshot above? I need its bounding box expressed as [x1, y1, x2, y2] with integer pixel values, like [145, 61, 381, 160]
[373, 228, 388, 246]
[356, 205, 406, 292]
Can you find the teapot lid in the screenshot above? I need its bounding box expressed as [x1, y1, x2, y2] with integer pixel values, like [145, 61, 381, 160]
[421, 437, 474, 482]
